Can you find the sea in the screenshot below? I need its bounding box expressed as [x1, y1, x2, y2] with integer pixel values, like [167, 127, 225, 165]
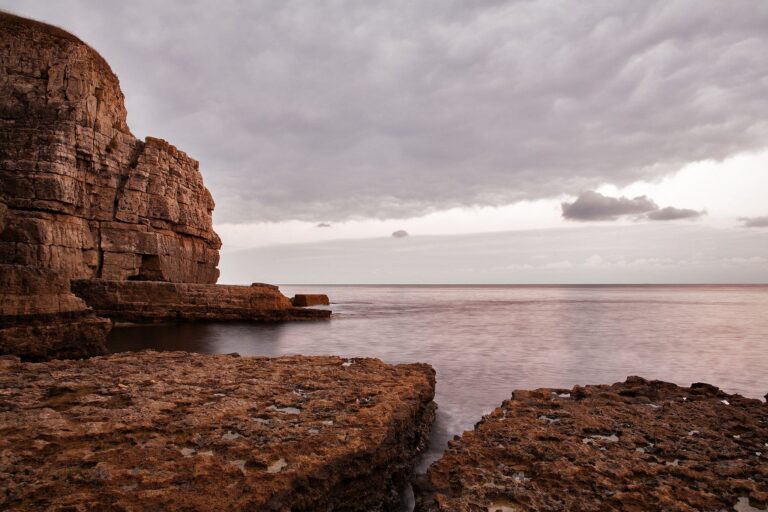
[108, 284, 768, 470]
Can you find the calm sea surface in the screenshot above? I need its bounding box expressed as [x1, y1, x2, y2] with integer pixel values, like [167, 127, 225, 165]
[108, 285, 768, 468]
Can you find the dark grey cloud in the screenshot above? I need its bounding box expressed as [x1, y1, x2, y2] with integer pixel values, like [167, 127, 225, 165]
[316, 223, 332, 228]
[562, 191, 657, 221]
[740, 216, 768, 228]
[392, 230, 409, 238]
[646, 206, 704, 221]
[5, 1, 768, 222]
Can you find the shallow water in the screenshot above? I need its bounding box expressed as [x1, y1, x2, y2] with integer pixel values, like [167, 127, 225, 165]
[108, 284, 768, 469]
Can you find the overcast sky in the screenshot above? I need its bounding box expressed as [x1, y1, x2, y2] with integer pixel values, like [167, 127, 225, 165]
[3, 1, 766, 282]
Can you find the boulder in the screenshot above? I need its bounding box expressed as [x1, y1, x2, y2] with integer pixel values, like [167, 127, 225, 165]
[292, 294, 331, 307]
[0, 351, 436, 511]
[416, 377, 768, 511]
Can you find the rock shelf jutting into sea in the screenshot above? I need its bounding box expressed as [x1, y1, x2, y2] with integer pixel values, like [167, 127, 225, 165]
[0, 10, 766, 512]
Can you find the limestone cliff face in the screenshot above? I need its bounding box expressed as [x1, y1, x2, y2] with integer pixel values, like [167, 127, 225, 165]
[0, 12, 221, 283]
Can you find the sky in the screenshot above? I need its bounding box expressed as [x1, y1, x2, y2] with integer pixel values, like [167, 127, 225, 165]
[3, 1, 766, 283]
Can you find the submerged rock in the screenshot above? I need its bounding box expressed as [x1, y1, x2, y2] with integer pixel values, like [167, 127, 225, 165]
[416, 377, 768, 512]
[0, 351, 436, 511]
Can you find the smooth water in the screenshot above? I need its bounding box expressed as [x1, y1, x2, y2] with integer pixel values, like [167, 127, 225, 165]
[108, 284, 768, 468]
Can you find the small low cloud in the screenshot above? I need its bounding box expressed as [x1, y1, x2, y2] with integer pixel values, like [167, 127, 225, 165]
[316, 222, 332, 228]
[562, 191, 657, 221]
[391, 230, 409, 238]
[563, 191, 704, 222]
[739, 216, 768, 228]
[646, 207, 704, 221]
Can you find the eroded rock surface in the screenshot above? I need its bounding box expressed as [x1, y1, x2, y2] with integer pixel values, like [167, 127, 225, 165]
[416, 377, 768, 512]
[0, 351, 436, 511]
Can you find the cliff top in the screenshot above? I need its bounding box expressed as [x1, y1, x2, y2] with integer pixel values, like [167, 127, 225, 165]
[0, 10, 117, 83]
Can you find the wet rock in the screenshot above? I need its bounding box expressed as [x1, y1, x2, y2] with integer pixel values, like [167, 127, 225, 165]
[416, 377, 768, 512]
[292, 294, 331, 307]
[0, 351, 436, 511]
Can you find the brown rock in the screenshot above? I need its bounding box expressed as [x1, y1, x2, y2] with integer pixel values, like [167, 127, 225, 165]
[0, 12, 220, 283]
[416, 377, 768, 512]
[0, 351, 436, 511]
[0, 264, 110, 360]
[71, 280, 331, 323]
[292, 294, 331, 307]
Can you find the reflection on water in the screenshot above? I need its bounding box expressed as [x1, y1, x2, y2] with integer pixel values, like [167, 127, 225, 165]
[108, 285, 768, 468]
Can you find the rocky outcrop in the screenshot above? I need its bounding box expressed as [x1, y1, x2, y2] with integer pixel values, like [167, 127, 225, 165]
[0, 264, 110, 360]
[0, 351, 436, 511]
[0, 12, 329, 359]
[71, 280, 331, 323]
[416, 377, 768, 511]
[292, 293, 331, 307]
[0, 12, 220, 283]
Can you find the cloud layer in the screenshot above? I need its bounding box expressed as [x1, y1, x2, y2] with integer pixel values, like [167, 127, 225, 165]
[5, 1, 768, 222]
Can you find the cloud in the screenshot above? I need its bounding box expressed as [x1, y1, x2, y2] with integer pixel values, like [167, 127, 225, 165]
[646, 207, 704, 221]
[562, 191, 705, 222]
[562, 191, 657, 221]
[7, 1, 768, 222]
[391, 230, 409, 238]
[739, 216, 768, 228]
[316, 222, 332, 228]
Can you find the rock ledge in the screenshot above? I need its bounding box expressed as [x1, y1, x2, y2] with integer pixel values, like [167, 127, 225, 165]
[0, 351, 436, 511]
[416, 377, 768, 512]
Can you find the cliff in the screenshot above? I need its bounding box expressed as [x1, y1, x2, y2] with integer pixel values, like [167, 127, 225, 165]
[0, 12, 328, 360]
[0, 11, 220, 283]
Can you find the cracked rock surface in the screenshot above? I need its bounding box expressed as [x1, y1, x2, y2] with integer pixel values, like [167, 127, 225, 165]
[416, 377, 768, 512]
[0, 351, 436, 511]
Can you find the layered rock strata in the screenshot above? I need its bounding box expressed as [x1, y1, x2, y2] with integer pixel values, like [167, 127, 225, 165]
[416, 377, 768, 511]
[0, 351, 436, 511]
[0, 264, 110, 360]
[0, 12, 220, 283]
[71, 280, 331, 323]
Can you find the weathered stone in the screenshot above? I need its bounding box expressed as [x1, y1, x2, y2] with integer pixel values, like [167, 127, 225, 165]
[416, 377, 768, 512]
[0, 12, 220, 283]
[0, 351, 436, 511]
[71, 280, 331, 323]
[0, 264, 110, 360]
[292, 294, 331, 307]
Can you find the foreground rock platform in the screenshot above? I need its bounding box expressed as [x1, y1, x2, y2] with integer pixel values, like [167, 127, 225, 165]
[0, 351, 436, 511]
[416, 377, 768, 512]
